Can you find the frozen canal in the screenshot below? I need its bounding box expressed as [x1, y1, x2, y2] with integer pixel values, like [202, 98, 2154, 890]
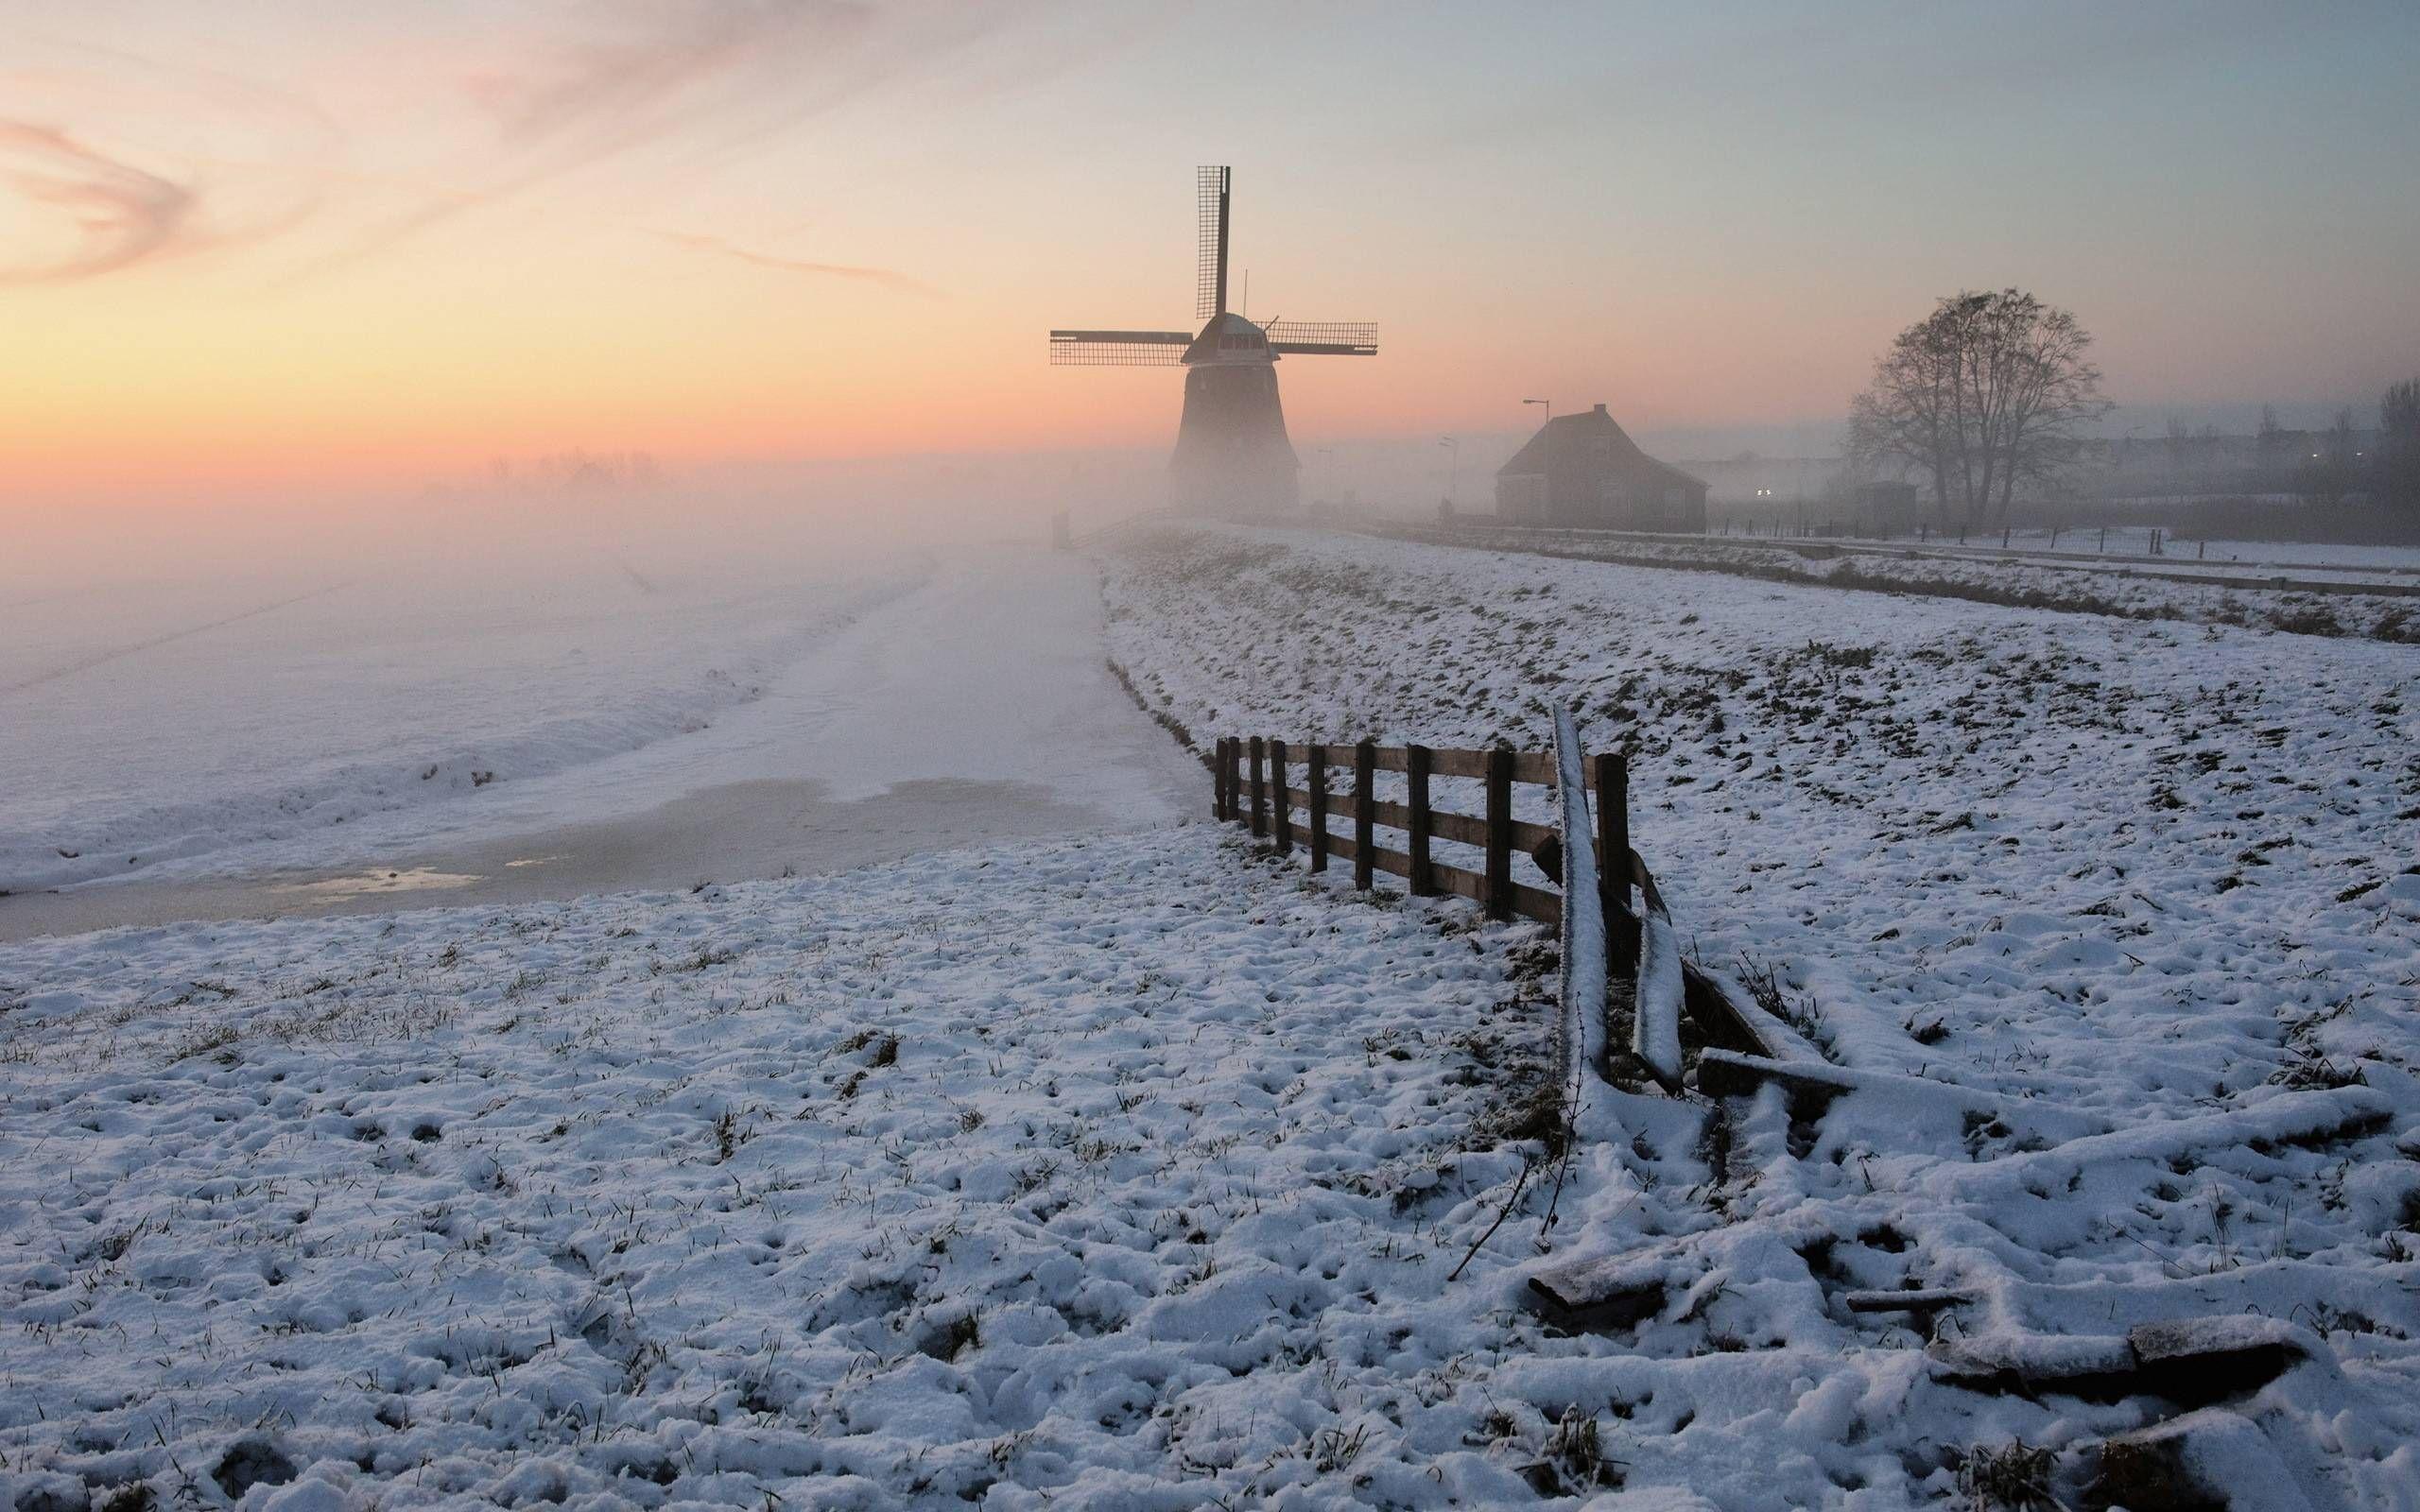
[1, 547, 1203, 938]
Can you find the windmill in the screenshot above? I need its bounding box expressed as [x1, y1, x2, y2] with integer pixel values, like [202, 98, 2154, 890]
[1049, 166, 1376, 516]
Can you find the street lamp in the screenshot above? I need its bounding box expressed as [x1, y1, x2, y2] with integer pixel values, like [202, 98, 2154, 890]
[1440, 435, 1461, 506]
[1522, 398, 1551, 430]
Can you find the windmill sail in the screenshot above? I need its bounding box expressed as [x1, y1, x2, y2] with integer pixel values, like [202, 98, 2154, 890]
[1048, 330, 1191, 366]
[1264, 319, 1377, 356]
[1196, 165, 1229, 319]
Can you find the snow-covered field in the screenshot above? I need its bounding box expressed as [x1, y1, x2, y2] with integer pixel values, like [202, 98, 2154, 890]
[0, 828, 1589, 1510]
[5, 522, 2419, 1507]
[1375, 524, 2420, 641]
[1718, 527, 2420, 576]
[1098, 524, 2420, 1505]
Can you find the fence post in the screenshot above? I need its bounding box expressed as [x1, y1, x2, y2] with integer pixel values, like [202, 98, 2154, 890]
[1214, 737, 1231, 820]
[1406, 744, 1434, 897]
[1270, 739, 1292, 856]
[1249, 737, 1267, 838]
[1596, 750, 1635, 968]
[1306, 744, 1329, 873]
[1484, 747, 1513, 920]
[1353, 739, 1375, 891]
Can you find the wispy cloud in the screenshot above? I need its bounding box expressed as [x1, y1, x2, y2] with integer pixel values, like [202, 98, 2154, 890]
[0, 120, 197, 283]
[659, 230, 942, 299]
[464, 0, 878, 149]
[280, 1, 981, 279]
[9, 2, 1112, 286]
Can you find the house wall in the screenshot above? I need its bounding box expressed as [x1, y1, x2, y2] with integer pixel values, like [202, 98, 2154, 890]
[1496, 472, 1547, 522]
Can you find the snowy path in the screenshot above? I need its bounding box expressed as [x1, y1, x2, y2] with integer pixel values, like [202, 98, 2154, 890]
[2, 549, 1203, 939]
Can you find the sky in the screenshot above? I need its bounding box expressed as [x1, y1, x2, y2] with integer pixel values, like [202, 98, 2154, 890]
[6, 0, 2419, 510]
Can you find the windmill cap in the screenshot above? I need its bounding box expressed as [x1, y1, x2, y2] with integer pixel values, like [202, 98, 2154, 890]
[1184, 311, 1273, 366]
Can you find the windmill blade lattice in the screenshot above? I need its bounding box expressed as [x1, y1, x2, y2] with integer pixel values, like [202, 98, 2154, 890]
[1197, 165, 1229, 319]
[1263, 319, 1378, 355]
[1048, 330, 1191, 366]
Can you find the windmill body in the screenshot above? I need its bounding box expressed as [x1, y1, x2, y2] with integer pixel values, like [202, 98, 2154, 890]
[1049, 168, 1376, 517]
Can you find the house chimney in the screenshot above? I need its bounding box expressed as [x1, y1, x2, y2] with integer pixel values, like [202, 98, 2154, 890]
[1593, 403, 1607, 415]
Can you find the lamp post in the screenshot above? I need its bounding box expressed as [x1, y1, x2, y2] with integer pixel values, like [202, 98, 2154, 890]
[1522, 397, 1550, 430]
[1439, 435, 1461, 507]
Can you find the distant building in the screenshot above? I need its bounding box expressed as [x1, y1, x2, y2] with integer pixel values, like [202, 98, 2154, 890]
[1495, 404, 1709, 530]
[1855, 480, 1924, 531]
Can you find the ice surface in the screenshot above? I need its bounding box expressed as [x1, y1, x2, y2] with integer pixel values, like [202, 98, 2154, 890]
[5, 544, 1204, 924]
[3, 538, 924, 891]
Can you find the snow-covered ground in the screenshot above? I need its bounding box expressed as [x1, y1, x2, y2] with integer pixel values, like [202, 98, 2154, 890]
[0, 828, 1593, 1510]
[1708, 527, 2420, 576]
[1376, 524, 2420, 641]
[1097, 524, 2420, 1505]
[1102, 526, 2419, 1104]
[5, 521, 2418, 1507]
[2187, 539, 2420, 573]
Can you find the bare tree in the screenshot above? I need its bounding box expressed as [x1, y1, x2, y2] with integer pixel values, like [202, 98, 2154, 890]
[1848, 289, 2112, 529]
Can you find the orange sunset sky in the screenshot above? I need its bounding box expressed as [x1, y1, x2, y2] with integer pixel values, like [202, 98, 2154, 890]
[7, 1, 2419, 508]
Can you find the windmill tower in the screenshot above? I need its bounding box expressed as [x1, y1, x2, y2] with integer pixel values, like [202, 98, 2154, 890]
[1049, 167, 1377, 516]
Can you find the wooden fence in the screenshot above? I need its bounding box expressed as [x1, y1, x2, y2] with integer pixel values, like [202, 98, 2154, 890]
[1210, 735, 1633, 933]
[1211, 731, 1786, 1070]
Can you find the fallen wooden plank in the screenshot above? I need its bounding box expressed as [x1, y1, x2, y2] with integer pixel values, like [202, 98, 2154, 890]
[1525, 1273, 1668, 1331]
[1678, 964, 1791, 1060]
[1929, 1315, 2310, 1410]
[2093, 1407, 2319, 1512]
[1696, 1049, 2115, 1145]
[1933, 1085, 2390, 1204]
[1632, 895, 1684, 1090]
[1841, 1287, 1973, 1316]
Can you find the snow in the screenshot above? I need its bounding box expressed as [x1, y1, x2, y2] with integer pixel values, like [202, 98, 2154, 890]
[1, 827, 1597, 1510]
[1100, 525, 2420, 1122]
[1551, 703, 1615, 1137]
[1368, 522, 2420, 641]
[1098, 523, 2420, 1505]
[1630, 906, 1684, 1090]
[3, 522, 2417, 1507]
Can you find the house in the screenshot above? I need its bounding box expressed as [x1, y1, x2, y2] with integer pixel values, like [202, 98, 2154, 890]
[1495, 404, 1708, 530]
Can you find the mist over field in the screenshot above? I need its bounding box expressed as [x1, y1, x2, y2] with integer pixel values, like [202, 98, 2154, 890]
[1, 453, 1211, 906]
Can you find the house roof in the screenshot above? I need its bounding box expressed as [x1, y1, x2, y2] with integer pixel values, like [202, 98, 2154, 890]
[1498, 404, 1706, 490]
